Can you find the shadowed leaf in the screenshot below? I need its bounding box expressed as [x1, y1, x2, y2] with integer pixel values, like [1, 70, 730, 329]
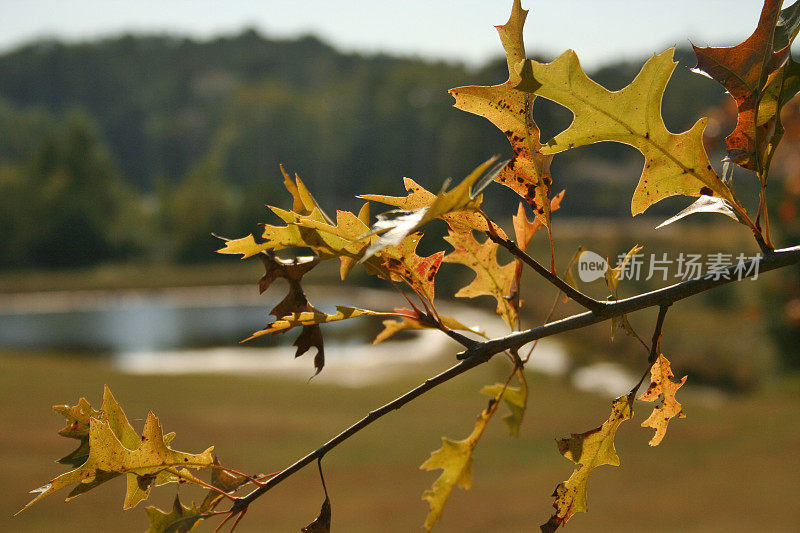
[373, 308, 482, 344]
[542, 395, 633, 531]
[479, 370, 528, 437]
[301, 497, 331, 533]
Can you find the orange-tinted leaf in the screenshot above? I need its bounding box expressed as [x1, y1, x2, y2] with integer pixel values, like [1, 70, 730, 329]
[450, 0, 554, 225]
[443, 229, 518, 328]
[382, 232, 444, 302]
[638, 353, 687, 446]
[512, 190, 565, 252]
[692, 0, 788, 170]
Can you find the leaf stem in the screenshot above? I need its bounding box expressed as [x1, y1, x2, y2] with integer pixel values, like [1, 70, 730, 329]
[485, 229, 604, 313]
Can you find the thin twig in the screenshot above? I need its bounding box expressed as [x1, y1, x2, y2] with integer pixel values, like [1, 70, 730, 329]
[485, 229, 604, 313]
[166, 468, 237, 502]
[649, 305, 670, 363]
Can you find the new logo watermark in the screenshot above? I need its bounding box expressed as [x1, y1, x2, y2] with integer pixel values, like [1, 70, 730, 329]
[577, 251, 608, 282]
[575, 250, 762, 282]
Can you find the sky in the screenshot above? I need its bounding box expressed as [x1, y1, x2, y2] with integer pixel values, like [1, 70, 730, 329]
[0, 1, 786, 68]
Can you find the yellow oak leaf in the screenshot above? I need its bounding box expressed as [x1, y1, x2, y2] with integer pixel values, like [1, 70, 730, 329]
[638, 353, 687, 446]
[419, 403, 494, 531]
[450, 0, 555, 225]
[372, 308, 482, 344]
[517, 48, 737, 216]
[361, 157, 504, 259]
[246, 306, 383, 341]
[47, 386, 179, 509]
[542, 395, 633, 531]
[444, 229, 518, 328]
[20, 394, 213, 514]
[145, 494, 205, 533]
[360, 176, 496, 234]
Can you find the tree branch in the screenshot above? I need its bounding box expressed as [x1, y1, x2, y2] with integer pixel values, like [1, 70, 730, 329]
[231, 244, 800, 512]
[485, 230, 605, 313]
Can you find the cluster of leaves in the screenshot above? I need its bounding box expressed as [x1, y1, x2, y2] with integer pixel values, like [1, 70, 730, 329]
[17, 386, 264, 532]
[20, 0, 800, 531]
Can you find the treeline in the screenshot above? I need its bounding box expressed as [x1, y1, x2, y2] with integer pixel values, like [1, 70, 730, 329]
[0, 31, 727, 268]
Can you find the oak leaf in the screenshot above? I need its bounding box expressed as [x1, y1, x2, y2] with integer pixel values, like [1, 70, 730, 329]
[360, 177, 495, 234]
[145, 494, 205, 533]
[692, 0, 790, 170]
[518, 48, 736, 216]
[542, 395, 633, 532]
[301, 497, 331, 533]
[46, 386, 179, 509]
[450, 0, 555, 225]
[512, 191, 564, 253]
[420, 403, 494, 531]
[443, 229, 518, 328]
[382, 232, 444, 303]
[479, 370, 528, 437]
[638, 353, 687, 446]
[20, 390, 213, 514]
[361, 157, 505, 259]
[373, 308, 482, 344]
[246, 306, 383, 341]
[605, 244, 642, 295]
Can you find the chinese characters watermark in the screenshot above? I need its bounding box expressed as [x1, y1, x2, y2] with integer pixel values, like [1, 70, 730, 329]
[577, 251, 761, 283]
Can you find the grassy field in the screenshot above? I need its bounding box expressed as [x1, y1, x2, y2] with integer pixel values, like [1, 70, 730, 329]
[3, 351, 799, 532]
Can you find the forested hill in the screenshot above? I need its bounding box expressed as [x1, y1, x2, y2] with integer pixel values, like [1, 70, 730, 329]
[0, 31, 727, 267]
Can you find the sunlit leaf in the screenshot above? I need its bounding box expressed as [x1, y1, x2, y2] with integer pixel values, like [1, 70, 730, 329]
[361, 157, 505, 260]
[692, 0, 788, 171]
[381, 232, 444, 303]
[518, 48, 736, 216]
[246, 306, 383, 341]
[656, 195, 738, 229]
[420, 403, 494, 531]
[443, 229, 518, 328]
[605, 244, 642, 295]
[19, 389, 213, 514]
[638, 353, 687, 446]
[450, 0, 555, 225]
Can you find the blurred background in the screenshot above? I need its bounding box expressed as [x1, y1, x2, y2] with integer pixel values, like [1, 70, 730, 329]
[1, 1, 799, 531]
